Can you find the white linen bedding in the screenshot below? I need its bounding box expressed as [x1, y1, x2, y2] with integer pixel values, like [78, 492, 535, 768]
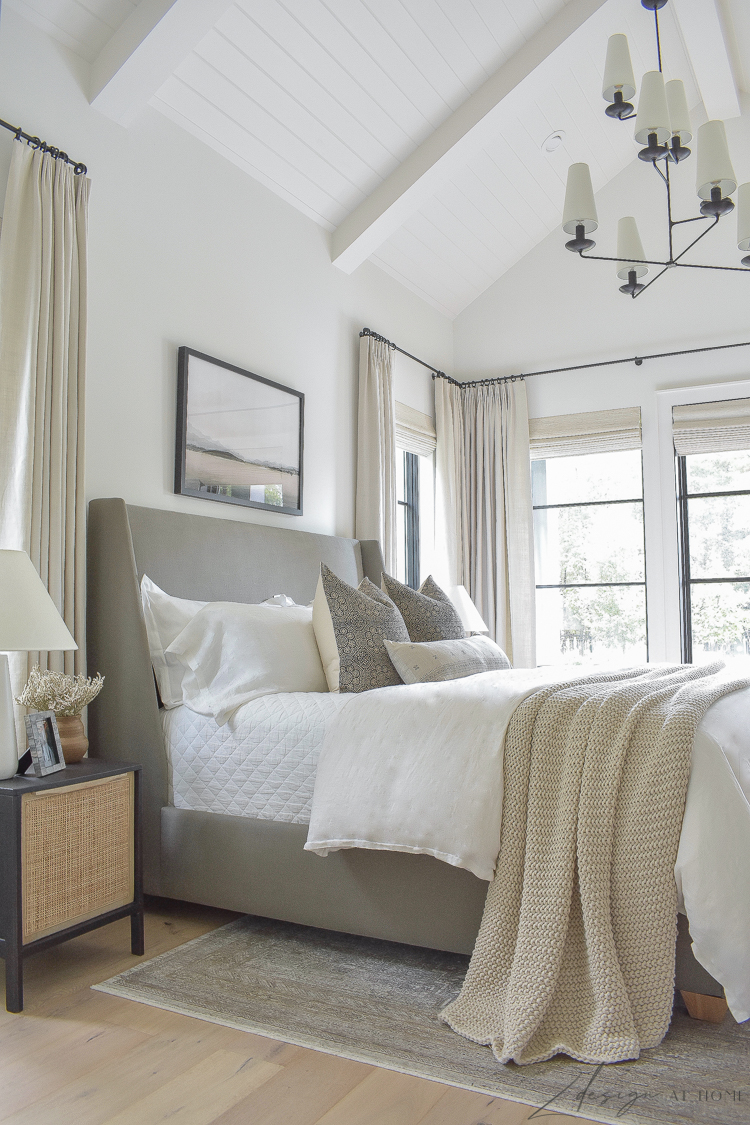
[304, 666, 750, 1023]
[164, 666, 750, 1021]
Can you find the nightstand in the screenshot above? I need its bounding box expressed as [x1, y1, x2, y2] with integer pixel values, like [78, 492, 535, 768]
[0, 759, 144, 1012]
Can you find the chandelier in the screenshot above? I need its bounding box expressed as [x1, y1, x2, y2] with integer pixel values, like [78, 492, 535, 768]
[561, 0, 749, 298]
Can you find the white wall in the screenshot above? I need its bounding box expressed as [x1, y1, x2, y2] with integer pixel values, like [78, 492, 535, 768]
[0, 7, 452, 539]
[454, 119, 750, 662]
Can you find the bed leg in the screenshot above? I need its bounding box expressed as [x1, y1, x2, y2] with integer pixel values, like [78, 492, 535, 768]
[680, 990, 729, 1023]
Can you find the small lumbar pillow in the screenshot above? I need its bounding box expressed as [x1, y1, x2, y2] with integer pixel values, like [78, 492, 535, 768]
[381, 573, 465, 642]
[384, 634, 511, 686]
[312, 564, 409, 693]
[166, 602, 327, 725]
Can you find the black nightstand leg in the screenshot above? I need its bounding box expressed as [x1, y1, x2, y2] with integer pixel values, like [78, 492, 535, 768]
[131, 908, 144, 956]
[5, 949, 23, 1013]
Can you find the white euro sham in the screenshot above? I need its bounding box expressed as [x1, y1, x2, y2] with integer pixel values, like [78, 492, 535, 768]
[167, 602, 328, 724]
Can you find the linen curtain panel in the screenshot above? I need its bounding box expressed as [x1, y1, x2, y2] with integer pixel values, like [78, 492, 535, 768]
[0, 143, 89, 748]
[436, 377, 535, 667]
[355, 334, 397, 575]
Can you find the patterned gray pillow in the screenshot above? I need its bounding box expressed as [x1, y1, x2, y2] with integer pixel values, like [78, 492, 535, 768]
[319, 565, 409, 693]
[384, 634, 511, 685]
[381, 573, 465, 642]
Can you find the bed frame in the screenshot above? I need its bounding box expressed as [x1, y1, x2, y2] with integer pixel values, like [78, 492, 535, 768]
[86, 498, 724, 1004]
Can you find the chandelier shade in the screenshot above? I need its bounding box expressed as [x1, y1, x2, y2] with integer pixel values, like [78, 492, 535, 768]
[562, 163, 598, 235]
[634, 71, 671, 145]
[696, 121, 737, 200]
[665, 80, 691, 144]
[738, 184, 750, 252]
[602, 34, 636, 103]
[616, 217, 648, 280]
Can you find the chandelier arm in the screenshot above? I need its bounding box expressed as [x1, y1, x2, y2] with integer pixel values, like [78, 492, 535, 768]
[652, 161, 669, 187]
[671, 216, 721, 263]
[579, 253, 670, 266]
[673, 261, 750, 273]
[665, 157, 673, 260]
[632, 263, 671, 299]
[671, 215, 710, 226]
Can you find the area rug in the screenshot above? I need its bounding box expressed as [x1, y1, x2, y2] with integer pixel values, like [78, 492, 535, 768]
[93, 916, 749, 1125]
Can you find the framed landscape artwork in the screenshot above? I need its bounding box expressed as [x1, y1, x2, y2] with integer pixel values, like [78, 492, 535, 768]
[175, 347, 304, 515]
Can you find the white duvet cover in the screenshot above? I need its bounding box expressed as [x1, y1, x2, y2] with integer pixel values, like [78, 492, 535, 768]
[304, 667, 750, 1023]
[164, 666, 750, 1022]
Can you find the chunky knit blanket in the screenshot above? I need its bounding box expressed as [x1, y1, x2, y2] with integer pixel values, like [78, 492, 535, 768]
[441, 662, 747, 1066]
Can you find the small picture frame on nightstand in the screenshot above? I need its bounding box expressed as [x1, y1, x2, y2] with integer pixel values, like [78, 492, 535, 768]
[24, 712, 66, 777]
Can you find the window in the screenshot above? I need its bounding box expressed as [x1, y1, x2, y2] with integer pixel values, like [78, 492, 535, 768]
[532, 449, 647, 666]
[677, 449, 750, 665]
[396, 450, 420, 588]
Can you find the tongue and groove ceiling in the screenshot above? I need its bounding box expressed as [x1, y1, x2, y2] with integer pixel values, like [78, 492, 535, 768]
[8, 0, 747, 318]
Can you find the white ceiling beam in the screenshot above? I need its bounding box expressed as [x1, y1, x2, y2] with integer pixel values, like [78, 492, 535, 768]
[90, 0, 235, 126]
[671, 0, 740, 122]
[330, 0, 609, 274]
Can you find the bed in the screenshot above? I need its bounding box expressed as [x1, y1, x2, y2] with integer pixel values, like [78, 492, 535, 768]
[86, 497, 732, 1004]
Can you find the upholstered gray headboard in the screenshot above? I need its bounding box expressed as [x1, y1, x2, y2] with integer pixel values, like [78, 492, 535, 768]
[86, 498, 384, 891]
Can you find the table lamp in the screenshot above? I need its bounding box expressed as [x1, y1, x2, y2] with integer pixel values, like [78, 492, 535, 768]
[448, 585, 489, 635]
[0, 550, 78, 779]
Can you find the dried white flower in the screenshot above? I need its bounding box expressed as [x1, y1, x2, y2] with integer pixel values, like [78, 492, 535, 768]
[16, 665, 104, 716]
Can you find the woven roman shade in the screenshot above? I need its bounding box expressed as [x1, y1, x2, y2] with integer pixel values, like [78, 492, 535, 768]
[395, 401, 436, 457]
[672, 397, 750, 455]
[529, 406, 641, 460]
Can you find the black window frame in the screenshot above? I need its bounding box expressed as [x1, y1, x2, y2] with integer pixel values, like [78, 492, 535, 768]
[676, 452, 750, 663]
[532, 452, 649, 661]
[397, 450, 420, 589]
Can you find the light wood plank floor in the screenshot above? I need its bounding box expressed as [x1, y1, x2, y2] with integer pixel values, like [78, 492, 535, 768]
[0, 898, 599, 1125]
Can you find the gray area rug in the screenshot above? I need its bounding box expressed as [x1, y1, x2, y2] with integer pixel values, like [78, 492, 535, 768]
[94, 916, 749, 1125]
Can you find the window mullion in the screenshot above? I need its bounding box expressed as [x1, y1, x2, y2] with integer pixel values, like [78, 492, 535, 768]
[676, 455, 693, 664]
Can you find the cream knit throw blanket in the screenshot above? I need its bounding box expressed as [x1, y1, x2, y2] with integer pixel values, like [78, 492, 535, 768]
[441, 663, 747, 1066]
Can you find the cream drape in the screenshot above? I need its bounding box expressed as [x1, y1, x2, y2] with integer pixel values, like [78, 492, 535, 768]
[436, 377, 535, 667]
[0, 143, 89, 749]
[355, 334, 397, 574]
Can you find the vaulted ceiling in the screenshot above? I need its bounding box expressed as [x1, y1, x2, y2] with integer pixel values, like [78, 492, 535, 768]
[8, 0, 749, 318]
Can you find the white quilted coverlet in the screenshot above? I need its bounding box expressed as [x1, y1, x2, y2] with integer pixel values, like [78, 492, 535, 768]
[163, 693, 347, 823]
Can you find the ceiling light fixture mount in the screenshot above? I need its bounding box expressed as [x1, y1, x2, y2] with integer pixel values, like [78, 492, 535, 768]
[561, 0, 750, 298]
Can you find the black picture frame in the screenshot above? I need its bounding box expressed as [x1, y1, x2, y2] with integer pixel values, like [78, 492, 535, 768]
[175, 347, 304, 516]
[24, 712, 66, 777]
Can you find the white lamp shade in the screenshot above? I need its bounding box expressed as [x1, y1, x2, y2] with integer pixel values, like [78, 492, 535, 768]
[696, 120, 737, 200]
[448, 585, 489, 634]
[634, 71, 671, 145]
[602, 34, 635, 103]
[562, 163, 598, 235]
[738, 183, 750, 251]
[0, 550, 77, 651]
[616, 217, 648, 280]
[665, 79, 691, 143]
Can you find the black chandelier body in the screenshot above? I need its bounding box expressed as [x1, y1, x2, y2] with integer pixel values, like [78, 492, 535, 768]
[563, 0, 749, 298]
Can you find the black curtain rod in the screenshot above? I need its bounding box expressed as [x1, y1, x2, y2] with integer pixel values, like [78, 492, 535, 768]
[431, 337, 750, 389]
[360, 327, 446, 378]
[0, 117, 87, 175]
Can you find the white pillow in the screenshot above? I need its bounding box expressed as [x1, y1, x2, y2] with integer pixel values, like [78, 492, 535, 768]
[165, 602, 328, 725]
[140, 576, 206, 708]
[140, 576, 299, 708]
[384, 634, 511, 685]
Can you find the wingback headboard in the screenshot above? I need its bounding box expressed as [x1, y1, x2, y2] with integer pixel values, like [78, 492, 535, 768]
[86, 498, 384, 892]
